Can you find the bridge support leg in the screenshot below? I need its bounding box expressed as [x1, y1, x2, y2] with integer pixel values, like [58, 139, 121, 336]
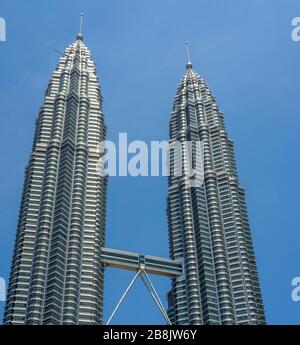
[140, 272, 171, 325]
[106, 269, 142, 325]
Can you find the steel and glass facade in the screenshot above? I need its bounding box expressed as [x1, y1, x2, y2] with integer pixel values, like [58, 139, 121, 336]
[167, 62, 265, 325]
[4, 33, 107, 325]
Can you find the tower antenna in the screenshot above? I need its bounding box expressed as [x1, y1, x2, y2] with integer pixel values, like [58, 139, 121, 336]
[185, 41, 193, 69]
[79, 13, 84, 35]
[77, 13, 84, 40]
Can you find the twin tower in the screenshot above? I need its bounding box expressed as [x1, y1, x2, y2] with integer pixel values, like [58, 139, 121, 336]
[4, 28, 265, 325]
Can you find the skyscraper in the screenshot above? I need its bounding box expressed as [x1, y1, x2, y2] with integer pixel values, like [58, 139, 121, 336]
[167, 49, 265, 325]
[4, 24, 107, 325]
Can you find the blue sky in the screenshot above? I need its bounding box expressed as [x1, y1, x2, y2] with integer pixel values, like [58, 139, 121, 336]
[0, 0, 300, 324]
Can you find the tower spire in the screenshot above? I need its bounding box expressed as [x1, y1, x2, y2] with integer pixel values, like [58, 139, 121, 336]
[185, 41, 193, 69]
[77, 13, 84, 40]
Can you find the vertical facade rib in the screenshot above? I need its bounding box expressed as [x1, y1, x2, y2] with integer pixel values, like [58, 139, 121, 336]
[167, 62, 265, 325]
[4, 33, 107, 325]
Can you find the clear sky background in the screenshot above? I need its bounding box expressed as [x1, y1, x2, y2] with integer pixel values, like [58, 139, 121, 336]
[0, 0, 299, 324]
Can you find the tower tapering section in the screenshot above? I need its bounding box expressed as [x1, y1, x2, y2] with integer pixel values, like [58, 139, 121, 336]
[4, 30, 107, 324]
[167, 56, 265, 324]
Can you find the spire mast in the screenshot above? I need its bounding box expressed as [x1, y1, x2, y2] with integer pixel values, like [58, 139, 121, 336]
[79, 13, 84, 35]
[77, 13, 84, 40]
[185, 41, 193, 69]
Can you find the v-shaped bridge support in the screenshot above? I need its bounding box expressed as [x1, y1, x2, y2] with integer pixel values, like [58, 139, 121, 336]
[106, 268, 171, 325]
[100, 247, 183, 325]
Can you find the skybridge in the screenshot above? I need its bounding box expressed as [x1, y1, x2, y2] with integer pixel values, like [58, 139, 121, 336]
[100, 247, 182, 278]
[100, 247, 183, 325]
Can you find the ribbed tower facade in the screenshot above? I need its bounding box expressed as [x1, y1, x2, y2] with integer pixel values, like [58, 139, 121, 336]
[4, 32, 107, 324]
[167, 60, 265, 325]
